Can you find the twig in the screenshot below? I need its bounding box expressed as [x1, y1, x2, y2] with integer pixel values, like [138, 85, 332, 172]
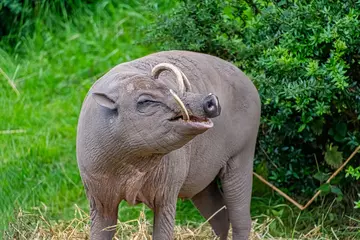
[195, 205, 227, 233]
[253, 172, 304, 210]
[254, 145, 360, 210]
[302, 145, 360, 209]
[314, 153, 320, 173]
[325, 145, 360, 184]
[260, 145, 279, 169]
[0, 67, 20, 96]
[0, 129, 26, 134]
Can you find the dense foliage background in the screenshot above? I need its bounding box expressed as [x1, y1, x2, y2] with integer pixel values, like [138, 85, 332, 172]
[1, 0, 360, 239]
[146, 0, 360, 205]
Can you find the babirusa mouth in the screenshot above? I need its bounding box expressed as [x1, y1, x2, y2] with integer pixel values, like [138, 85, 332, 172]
[169, 89, 190, 121]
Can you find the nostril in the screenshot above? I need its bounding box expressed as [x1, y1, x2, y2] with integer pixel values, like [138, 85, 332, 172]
[207, 100, 215, 110]
[203, 94, 221, 118]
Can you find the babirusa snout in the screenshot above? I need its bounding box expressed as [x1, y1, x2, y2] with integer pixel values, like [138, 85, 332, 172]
[169, 89, 190, 121]
[202, 93, 221, 118]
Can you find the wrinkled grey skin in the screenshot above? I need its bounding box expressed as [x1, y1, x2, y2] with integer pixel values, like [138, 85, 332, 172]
[76, 50, 261, 240]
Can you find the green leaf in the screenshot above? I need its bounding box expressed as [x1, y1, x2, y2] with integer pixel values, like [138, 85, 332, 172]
[334, 134, 346, 143]
[278, 0, 287, 6]
[318, 183, 331, 193]
[313, 172, 329, 182]
[331, 186, 343, 196]
[334, 39, 347, 51]
[324, 145, 343, 169]
[331, 186, 344, 201]
[310, 119, 324, 136]
[298, 124, 306, 132]
[336, 195, 343, 202]
[335, 122, 347, 137]
[222, 6, 234, 19]
[271, 208, 284, 217]
[254, 159, 269, 179]
[333, 122, 347, 142]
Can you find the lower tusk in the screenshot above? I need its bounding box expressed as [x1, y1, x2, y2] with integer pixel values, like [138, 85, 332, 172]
[169, 89, 190, 121]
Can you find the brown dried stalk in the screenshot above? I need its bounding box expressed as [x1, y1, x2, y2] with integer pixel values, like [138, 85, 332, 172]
[253, 145, 360, 210]
[0, 67, 20, 96]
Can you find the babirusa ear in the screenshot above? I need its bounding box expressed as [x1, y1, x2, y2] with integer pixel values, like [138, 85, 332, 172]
[92, 92, 117, 110]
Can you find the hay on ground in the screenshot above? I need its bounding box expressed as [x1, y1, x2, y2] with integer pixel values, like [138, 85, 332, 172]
[4, 205, 335, 240]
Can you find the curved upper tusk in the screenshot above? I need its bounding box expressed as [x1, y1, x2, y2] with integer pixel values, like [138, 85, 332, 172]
[169, 89, 190, 121]
[151, 63, 190, 94]
[180, 71, 192, 92]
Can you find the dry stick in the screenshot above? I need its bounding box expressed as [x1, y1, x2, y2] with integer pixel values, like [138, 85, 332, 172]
[195, 205, 227, 234]
[260, 145, 279, 169]
[0, 67, 20, 96]
[253, 145, 360, 211]
[0, 129, 26, 134]
[253, 172, 305, 210]
[302, 145, 360, 210]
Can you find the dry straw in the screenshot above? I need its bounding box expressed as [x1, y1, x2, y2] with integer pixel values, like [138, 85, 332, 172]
[6, 204, 338, 240]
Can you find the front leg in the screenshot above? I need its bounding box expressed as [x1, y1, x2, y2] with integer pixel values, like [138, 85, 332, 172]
[151, 149, 189, 239]
[153, 200, 177, 240]
[89, 194, 119, 240]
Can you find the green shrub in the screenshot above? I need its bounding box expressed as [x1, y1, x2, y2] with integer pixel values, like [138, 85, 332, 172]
[145, 0, 360, 203]
[346, 164, 360, 208]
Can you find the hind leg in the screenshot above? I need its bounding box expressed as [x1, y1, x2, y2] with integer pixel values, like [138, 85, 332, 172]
[192, 179, 230, 240]
[220, 146, 256, 240]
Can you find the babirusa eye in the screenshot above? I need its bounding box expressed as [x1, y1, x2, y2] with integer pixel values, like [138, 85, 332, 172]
[138, 99, 154, 106]
[136, 95, 160, 113]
